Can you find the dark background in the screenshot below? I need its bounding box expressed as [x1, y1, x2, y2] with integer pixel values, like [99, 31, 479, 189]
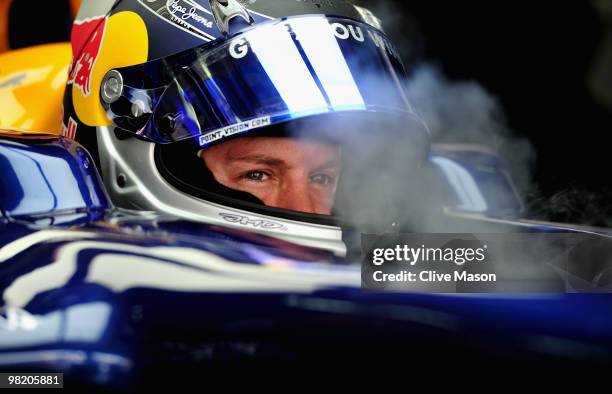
[8, 0, 612, 225]
[354, 0, 612, 225]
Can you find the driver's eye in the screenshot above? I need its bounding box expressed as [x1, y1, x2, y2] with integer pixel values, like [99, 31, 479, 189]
[310, 174, 335, 186]
[244, 171, 269, 182]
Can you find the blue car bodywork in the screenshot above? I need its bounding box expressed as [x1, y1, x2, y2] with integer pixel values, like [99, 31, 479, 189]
[0, 131, 611, 388]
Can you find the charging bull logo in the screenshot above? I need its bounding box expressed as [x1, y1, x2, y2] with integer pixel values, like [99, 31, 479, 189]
[70, 11, 149, 127]
[69, 16, 108, 97]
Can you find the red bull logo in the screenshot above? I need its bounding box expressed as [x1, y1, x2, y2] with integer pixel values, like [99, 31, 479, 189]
[69, 16, 108, 97]
[60, 105, 78, 140]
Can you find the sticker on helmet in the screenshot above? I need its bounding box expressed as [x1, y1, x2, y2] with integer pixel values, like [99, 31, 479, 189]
[198, 116, 272, 146]
[61, 117, 78, 140]
[71, 11, 149, 127]
[61, 103, 78, 139]
[69, 16, 108, 97]
[167, 0, 214, 30]
[137, 0, 215, 41]
[227, 20, 400, 62]
[219, 213, 288, 231]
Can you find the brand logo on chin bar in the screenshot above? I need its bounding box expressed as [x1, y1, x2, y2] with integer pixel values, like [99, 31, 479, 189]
[219, 213, 287, 231]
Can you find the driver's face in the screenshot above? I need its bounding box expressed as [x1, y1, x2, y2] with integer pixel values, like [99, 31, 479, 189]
[202, 137, 341, 215]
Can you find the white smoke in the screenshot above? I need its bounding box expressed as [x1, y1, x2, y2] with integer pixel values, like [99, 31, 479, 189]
[362, 1, 609, 229]
[406, 65, 536, 195]
[337, 1, 609, 295]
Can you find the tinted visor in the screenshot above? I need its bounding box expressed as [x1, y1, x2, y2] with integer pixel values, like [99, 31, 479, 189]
[104, 15, 425, 145]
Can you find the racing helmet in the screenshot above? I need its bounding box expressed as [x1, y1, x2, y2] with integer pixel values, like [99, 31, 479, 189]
[62, 0, 430, 255]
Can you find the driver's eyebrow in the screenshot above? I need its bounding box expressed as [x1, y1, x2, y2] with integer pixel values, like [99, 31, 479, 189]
[313, 160, 341, 172]
[228, 154, 285, 167]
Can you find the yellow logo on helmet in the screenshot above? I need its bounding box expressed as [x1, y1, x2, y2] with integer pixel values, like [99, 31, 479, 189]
[72, 11, 149, 126]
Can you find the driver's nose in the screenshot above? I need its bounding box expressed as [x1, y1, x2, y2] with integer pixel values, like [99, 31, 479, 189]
[275, 176, 317, 214]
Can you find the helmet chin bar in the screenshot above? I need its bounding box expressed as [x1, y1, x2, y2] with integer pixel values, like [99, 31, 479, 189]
[95, 126, 348, 256]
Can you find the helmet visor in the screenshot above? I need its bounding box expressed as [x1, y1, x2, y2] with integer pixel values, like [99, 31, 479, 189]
[104, 15, 425, 145]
